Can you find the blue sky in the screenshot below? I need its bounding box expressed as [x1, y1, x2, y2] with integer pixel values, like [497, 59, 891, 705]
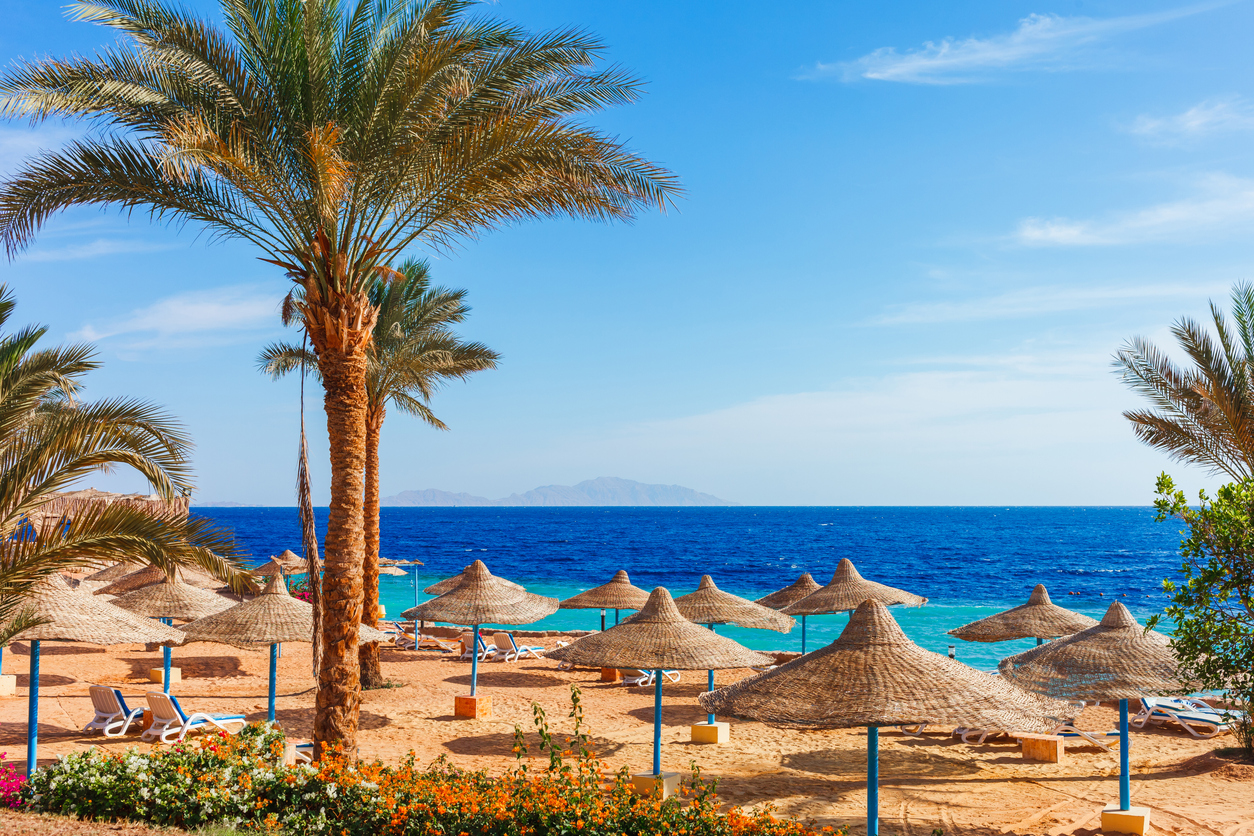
[2, 0, 1251, 505]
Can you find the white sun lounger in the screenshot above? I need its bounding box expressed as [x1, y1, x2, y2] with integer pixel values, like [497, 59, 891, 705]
[493, 632, 545, 662]
[1132, 697, 1245, 739]
[142, 692, 247, 744]
[458, 632, 497, 661]
[621, 669, 681, 687]
[84, 685, 143, 737]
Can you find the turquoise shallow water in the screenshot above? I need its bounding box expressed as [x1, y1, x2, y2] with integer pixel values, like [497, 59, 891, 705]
[195, 506, 1181, 673]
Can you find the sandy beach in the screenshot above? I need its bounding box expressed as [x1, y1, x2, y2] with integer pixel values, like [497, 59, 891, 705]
[2, 638, 1251, 835]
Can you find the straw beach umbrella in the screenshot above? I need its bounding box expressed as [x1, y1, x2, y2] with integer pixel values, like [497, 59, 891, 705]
[560, 570, 651, 630]
[423, 565, 524, 596]
[95, 563, 221, 596]
[378, 565, 407, 576]
[756, 572, 821, 652]
[949, 584, 1098, 646]
[404, 560, 557, 714]
[784, 559, 926, 655]
[701, 599, 1069, 836]
[251, 558, 289, 579]
[674, 576, 794, 734]
[180, 574, 389, 722]
[4, 575, 185, 773]
[547, 588, 771, 792]
[80, 561, 134, 584]
[999, 602, 1182, 825]
[111, 575, 233, 692]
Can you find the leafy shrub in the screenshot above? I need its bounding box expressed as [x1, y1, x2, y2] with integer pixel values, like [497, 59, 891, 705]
[0, 751, 24, 808]
[23, 688, 833, 836]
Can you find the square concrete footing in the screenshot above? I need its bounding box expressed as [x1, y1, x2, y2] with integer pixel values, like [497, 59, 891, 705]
[149, 667, 181, 686]
[1101, 805, 1151, 835]
[1018, 732, 1064, 763]
[454, 693, 492, 719]
[631, 771, 680, 799]
[0, 674, 16, 697]
[600, 667, 622, 682]
[690, 721, 730, 744]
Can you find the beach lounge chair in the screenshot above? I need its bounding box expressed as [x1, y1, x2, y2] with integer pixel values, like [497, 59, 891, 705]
[1132, 697, 1245, 739]
[458, 632, 497, 661]
[493, 632, 545, 662]
[83, 685, 143, 737]
[1054, 724, 1120, 750]
[620, 669, 681, 687]
[142, 691, 247, 744]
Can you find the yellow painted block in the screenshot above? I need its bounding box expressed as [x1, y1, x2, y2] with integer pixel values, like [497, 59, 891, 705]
[690, 721, 730, 744]
[1019, 733, 1064, 763]
[149, 667, 181, 685]
[630, 771, 681, 799]
[0, 674, 16, 697]
[454, 693, 492, 719]
[1101, 805, 1151, 835]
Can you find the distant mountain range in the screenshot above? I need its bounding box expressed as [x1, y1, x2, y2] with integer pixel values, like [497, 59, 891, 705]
[380, 477, 737, 507]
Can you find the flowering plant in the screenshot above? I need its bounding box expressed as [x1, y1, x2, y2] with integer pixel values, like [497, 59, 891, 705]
[24, 689, 834, 836]
[0, 751, 23, 808]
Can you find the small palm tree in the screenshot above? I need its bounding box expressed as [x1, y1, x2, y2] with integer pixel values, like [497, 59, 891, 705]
[0, 0, 677, 751]
[1114, 282, 1254, 480]
[0, 286, 245, 643]
[260, 258, 498, 686]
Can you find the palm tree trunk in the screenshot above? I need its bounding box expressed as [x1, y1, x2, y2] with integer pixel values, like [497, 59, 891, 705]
[359, 406, 385, 688]
[312, 341, 369, 753]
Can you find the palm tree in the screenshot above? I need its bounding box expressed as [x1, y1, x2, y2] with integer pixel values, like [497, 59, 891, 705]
[0, 285, 246, 644]
[1114, 282, 1254, 480]
[0, 1, 678, 751]
[259, 258, 498, 686]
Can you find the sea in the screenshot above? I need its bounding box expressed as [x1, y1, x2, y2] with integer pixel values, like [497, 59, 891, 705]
[193, 506, 1184, 673]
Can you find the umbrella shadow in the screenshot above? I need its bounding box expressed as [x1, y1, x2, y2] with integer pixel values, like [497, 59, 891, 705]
[119, 655, 248, 681]
[781, 744, 985, 780]
[16, 674, 77, 687]
[625, 703, 709, 727]
[8, 644, 105, 657]
[443, 730, 626, 760]
[443, 669, 568, 689]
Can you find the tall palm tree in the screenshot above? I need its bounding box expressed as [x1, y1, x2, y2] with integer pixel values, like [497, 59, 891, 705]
[0, 0, 679, 751]
[260, 258, 498, 686]
[0, 285, 246, 644]
[1114, 282, 1254, 480]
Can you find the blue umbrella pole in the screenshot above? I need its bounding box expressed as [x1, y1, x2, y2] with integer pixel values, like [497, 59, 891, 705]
[1036, 637, 1044, 646]
[412, 568, 419, 608]
[801, 615, 807, 654]
[27, 640, 40, 775]
[867, 725, 879, 836]
[161, 617, 173, 693]
[615, 608, 620, 626]
[470, 623, 480, 696]
[653, 669, 663, 776]
[706, 668, 716, 724]
[268, 643, 278, 722]
[600, 609, 606, 631]
[1119, 698, 1130, 810]
[1, 642, 5, 673]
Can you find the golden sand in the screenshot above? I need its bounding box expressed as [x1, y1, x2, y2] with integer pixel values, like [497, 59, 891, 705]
[2, 639, 1252, 835]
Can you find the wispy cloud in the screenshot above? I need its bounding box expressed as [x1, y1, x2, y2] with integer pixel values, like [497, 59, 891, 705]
[0, 125, 82, 175]
[810, 6, 1208, 85]
[871, 282, 1221, 325]
[1016, 173, 1254, 246]
[72, 285, 282, 350]
[24, 238, 182, 263]
[1128, 96, 1254, 141]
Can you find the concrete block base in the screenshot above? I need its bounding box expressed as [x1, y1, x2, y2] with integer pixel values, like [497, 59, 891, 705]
[600, 667, 622, 682]
[149, 667, 181, 686]
[1018, 732, 1065, 763]
[0, 674, 16, 697]
[690, 721, 730, 744]
[631, 771, 681, 799]
[1101, 805, 1150, 835]
[454, 693, 492, 719]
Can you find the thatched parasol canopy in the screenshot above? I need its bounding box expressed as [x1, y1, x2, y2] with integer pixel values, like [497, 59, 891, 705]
[783, 558, 927, 616]
[250, 558, 289, 579]
[755, 573, 821, 610]
[546, 588, 773, 671]
[403, 560, 556, 625]
[95, 564, 222, 596]
[422, 564, 525, 596]
[378, 565, 408, 577]
[81, 562, 136, 583]
[673, 576, 795, 632]
[701, 599, 1069, 730]
[180, 574, 389, 647]
[949, 584, 1099, 643]
[998, 601, 1183, 702]
[5, 575, 186, 646]
[110, 575, 233, 622]
[559, 570, 651, 611]
[24, 488, 190, 533]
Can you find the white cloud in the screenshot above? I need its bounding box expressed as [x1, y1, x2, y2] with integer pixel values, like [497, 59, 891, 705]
[871, 282, 1224, 325]
[1129, 96, 1254, 141]
[72, 285, 283, 349]
[24, 238, 182, 262]
[811, 7, 1208, 85]
[0, 125, 83, 175]
[1016, 173, 1254, 246]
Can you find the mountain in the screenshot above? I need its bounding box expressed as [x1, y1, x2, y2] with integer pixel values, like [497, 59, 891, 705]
[380, 477, 737, 507]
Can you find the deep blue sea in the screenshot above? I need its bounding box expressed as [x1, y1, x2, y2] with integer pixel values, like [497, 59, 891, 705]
[193, 506, 1184, 672]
